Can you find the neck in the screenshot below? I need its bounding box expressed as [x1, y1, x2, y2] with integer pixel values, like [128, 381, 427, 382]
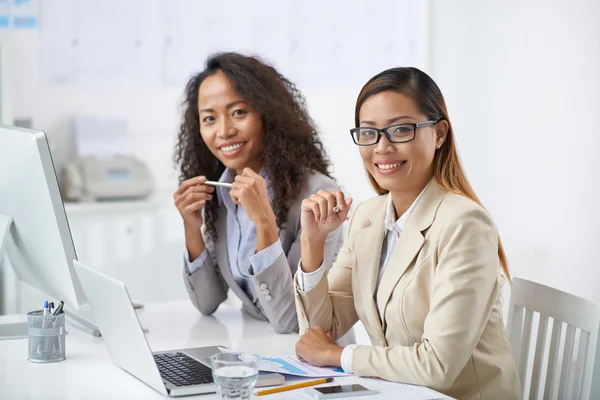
[389, 175, 431, 219]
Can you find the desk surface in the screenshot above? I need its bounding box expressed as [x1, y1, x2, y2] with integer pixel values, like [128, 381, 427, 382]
[0, 301, 448, 400]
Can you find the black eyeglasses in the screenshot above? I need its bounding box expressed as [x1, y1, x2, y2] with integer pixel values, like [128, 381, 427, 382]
[350, 120, 440, 146]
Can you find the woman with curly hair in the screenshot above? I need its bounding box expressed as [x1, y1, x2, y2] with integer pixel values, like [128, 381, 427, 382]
[173, 53, 344, 333]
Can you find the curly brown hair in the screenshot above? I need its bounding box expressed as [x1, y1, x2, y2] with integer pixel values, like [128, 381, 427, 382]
[174, 52, 332, 240]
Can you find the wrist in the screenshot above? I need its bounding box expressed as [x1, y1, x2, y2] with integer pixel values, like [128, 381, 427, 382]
[255, 217, 277, 233]
[254, 216, 279, 252]
[300, 234, 326, 273]
[300, 232, 327, 246]
[183, 220, 202, 233]
[326, 346, 344, 368]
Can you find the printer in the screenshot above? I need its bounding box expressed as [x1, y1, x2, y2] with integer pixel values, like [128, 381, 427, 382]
[62, 155, 154, 202]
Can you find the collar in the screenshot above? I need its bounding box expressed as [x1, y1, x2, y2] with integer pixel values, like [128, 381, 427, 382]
[384, 183, 429, 237]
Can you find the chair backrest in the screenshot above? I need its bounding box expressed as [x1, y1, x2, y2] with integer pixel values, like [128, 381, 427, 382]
[507, 278, 600, 400]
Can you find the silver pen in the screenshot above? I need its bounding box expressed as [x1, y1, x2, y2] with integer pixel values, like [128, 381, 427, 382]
[204, 181, 232, 189]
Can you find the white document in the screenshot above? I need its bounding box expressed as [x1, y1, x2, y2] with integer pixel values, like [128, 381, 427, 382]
[259, 355, 351, 378]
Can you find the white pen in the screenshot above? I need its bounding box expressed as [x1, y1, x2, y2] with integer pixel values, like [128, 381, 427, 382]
[203, 181, 232, 189]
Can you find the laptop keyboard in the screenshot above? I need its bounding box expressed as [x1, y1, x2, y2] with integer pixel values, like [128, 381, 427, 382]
[154, 352, 214, 387]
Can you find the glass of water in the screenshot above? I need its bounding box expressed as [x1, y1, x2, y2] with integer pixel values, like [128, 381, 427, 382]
[211, 352, 259, 400]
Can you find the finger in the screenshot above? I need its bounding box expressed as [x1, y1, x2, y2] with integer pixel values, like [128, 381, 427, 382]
[229, 188, 242, 203]
[180, 184, 215, 200]
[178, 192, 213, 208]
[316, 190, 337, 222]
[308, 200, 321, 223]
[302, 198, 320, 224]
[174, 183, 213, 206]
[338, 198, 354, 220]
[184, 200, 205, 214]
[175, 176, 207, 195]
[314, 325, 325, 334]
[242, 167, 259, 177]
[228, 189, 242, 206]
[315, 195, 329, 223]
[230, 181, 249, 195]
[234, 174, 254, 185]
[326, 331, 334, 339]
[334, 191, 346, 211]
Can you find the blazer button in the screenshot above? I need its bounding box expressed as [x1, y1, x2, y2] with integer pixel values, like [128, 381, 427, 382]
[259, 283, 267, 290]
[261, 289, 269, 295]
[264, 295, 272, 301]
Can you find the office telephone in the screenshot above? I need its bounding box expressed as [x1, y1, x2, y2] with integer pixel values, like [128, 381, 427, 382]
[62, 156, 154, 201]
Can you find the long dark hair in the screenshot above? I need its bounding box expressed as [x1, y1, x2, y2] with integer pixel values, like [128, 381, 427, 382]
[174, 52, 331, 239]
[355, 67, 510, 281]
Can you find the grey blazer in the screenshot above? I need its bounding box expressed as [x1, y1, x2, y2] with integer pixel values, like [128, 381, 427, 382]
[183, 171, 344, 333]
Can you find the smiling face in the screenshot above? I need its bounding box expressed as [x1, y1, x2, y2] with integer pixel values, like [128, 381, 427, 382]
[198, 70, 264, 174]
[358, 90, 445, 195]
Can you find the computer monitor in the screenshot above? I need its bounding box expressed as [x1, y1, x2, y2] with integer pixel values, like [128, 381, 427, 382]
[0, 125, 87, 338]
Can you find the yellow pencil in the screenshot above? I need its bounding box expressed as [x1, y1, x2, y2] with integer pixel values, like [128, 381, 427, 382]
[256, 377, 334, 396]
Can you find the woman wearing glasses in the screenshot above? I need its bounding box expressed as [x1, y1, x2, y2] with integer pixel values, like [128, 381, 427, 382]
[294, 67, 520, 399]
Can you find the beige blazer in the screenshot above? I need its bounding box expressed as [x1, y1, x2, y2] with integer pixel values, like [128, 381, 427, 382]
[295, 179, 521, 400]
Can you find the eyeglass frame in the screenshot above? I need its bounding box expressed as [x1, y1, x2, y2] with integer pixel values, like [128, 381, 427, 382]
[349, 119, 441, 146]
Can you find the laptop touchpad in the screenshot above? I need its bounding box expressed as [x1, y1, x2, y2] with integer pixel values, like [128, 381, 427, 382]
[184, 346, 223, 366]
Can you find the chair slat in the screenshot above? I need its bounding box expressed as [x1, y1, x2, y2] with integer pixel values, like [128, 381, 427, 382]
[530, 314, 549, 399]
[572, 330, 589, 400]
[508, 305, 525, 362]
[543, 320, 563, 400]
[558, 325, 576, 399]
[518, 309, 534, 388]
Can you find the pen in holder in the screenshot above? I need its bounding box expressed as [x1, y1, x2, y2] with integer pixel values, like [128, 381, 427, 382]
[27, 310, 66, 363]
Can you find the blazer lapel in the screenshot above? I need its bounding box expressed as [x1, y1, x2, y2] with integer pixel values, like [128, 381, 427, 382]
[355, 196, 387, 342]
[375, 222, 425, 329]
[214, 206, 255, 309]
[375, 180, 447, 330]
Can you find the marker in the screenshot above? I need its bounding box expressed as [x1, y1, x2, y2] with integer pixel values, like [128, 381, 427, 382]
[48, 302, 54, 314]
[52, 301, 64, 316]
[204, 181, 232, 189]
[43, 301, 49, 316]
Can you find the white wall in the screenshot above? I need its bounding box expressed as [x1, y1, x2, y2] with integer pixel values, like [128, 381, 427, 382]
[0, 30, 376, 203]
[7, 1, 599, 306]
[430, 0, 600, 302]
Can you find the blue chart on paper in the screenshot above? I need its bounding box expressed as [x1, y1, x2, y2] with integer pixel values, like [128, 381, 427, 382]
[261, 357, 306, 375]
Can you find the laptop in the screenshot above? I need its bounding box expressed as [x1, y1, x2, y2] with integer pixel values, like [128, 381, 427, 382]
[73, 260, 284, 397]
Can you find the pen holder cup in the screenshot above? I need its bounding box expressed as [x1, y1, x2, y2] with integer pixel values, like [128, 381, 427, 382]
[27, 310, 66, 363]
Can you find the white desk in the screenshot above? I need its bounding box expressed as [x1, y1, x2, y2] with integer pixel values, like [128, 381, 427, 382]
[0, 301, 449, 399]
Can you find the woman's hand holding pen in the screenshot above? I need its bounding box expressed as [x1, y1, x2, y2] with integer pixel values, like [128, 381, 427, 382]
[230, 168, 279, 252]
[229, 168, 276, 226]
[301, 190, 352, 241]
[300, 190, 352, 272]
[173, 176, 215, 230]
[173, 176, 215, 260]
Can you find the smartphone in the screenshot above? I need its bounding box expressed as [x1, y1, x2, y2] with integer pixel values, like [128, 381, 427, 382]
[305, 384, 378, 399]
